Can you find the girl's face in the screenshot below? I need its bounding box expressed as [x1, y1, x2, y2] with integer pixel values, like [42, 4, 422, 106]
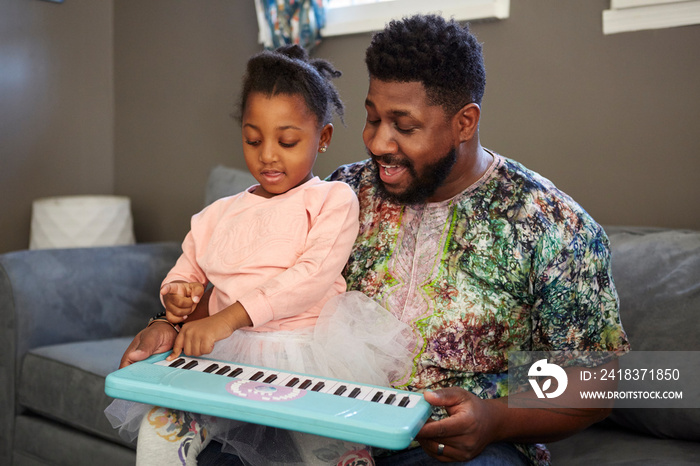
[242, 92, 332, 198]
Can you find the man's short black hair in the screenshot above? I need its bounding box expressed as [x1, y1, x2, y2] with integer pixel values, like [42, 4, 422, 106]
[365, 14, 486, 116]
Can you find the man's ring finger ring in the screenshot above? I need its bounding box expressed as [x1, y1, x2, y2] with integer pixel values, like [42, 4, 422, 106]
[437, 443, 445, 455]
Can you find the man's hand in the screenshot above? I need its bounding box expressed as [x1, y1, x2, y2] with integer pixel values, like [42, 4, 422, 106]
[119, 322, 178, 369]
[416, 388, 498, 462]
[160, 281, 205, 323]
[415, 362, 618, 461]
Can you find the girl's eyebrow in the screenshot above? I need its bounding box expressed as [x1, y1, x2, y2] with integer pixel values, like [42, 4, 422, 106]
[243, 123, 303, 131]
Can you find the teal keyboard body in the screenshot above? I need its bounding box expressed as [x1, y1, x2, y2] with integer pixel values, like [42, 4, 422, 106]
[105, 352, 431, 450]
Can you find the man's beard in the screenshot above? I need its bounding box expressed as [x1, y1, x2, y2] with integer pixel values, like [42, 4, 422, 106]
[372, 146, 457, 204]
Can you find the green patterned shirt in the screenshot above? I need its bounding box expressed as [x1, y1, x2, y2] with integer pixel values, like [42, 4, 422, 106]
[329, 152, 629, 465]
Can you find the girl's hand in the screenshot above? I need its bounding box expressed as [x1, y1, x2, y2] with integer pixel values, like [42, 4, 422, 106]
[166, 301, 253, 361]
[167, 312, 236, 360]
[160, 281, 205, 323]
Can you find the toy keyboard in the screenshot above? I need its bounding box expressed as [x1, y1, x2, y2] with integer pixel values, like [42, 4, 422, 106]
[105, 352, 431, 450]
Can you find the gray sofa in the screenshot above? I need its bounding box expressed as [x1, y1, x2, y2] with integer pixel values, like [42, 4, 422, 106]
[2, 168, 699, 464]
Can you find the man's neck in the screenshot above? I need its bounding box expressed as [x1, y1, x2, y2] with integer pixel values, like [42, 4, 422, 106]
[427, 142, 493, 203]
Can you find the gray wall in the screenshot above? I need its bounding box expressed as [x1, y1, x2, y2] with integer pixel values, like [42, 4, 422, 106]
[1, 0, 699, 253]
[113, 0, 262, 247]
[0, 0, 114, 253]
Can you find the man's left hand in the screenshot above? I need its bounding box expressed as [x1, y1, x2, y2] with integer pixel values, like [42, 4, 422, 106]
[415, 387, 499, 462]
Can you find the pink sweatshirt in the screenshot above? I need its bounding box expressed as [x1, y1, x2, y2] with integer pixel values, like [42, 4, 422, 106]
[163, 177, 359, 332]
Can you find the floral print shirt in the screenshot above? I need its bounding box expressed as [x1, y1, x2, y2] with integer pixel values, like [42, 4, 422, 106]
[329, 152, 629, 465]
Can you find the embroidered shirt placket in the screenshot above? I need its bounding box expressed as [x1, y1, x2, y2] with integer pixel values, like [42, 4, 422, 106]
[390, 203, 453, 324]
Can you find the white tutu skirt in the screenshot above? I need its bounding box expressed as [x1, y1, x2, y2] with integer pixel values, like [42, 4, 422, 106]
[105, 291, 415, 464]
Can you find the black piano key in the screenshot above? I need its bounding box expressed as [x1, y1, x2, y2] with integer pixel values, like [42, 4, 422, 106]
[183, 360, 199, 370]
[299, 379, 313, 390]
[384, 394, 397, 405]
[399, 396, 410, 407]
[286, 377, 300, 387]
[263, 374, 278, 384]
[371, 391, 384, 402]
[169, 358, 186, 368]
[311, 382, 325, 392]
[204, 364, 220, 373]
[229, 367, 244, 377]
[250, 371, 264, 381]
[215, 366, 231, 376]
[349, 387, 362, 398]
[334, 385, 347, 396]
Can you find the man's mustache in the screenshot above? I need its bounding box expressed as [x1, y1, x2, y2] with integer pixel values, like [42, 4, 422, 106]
[367, 150, 411, 168]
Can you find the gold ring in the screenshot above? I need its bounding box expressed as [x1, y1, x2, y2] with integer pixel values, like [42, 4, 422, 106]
[437, 443, 445, 455]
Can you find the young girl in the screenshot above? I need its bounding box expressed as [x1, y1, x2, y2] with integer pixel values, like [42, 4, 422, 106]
[105, 46, 413, 466]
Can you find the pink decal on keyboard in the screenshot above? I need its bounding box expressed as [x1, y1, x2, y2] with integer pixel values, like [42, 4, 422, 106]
[226, 380, 305, 402]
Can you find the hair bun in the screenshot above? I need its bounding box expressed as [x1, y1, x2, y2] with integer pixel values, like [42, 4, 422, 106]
[277, 44, 309, 62]
[275, 44, 341, 81]
[310, 59, 342, 80]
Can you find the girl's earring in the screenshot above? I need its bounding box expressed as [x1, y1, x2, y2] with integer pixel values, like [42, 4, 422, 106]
[319, 146, 327, 153]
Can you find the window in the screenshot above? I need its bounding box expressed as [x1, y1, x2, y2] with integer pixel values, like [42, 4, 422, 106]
[323, 0, 510, 37]
[603, 0, 700, 34]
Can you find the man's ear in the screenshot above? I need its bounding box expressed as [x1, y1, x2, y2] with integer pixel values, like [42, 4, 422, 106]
[454, 103, 481, 143]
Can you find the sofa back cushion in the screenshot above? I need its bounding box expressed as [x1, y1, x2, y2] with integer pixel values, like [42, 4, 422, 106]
[605, 226, 700, 441]
[607, 226, 700, 351]
[204, 165, 257, 207]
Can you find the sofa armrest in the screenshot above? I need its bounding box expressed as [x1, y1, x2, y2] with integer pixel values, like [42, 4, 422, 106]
[0, 242, 180, 462]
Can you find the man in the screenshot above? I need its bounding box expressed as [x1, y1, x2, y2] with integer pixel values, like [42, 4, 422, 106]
[121, 15, 628, 465]
[325, 15, 629, 464]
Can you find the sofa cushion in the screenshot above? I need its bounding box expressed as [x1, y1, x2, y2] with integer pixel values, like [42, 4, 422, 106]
[608, 408, 700, 442]
[606, 227, 700, 351]
[204, 164, 257, 207]
[13, 414, 134, 466]
[547, 420, 700, 465]
[605, 227, 700, 442]
[17, 337, 137, 448]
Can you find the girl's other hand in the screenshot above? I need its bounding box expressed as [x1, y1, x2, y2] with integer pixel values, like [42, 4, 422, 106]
[160, 281, 205, 323]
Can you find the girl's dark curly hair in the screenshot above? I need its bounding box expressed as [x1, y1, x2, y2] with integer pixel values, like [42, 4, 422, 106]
[239, 45, 344, 128]
[365, 15, 485, 116]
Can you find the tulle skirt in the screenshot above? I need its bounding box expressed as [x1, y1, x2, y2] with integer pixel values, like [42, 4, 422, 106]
[105, 291, 415, 464]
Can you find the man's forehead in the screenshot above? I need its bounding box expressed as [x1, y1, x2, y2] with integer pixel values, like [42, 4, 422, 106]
[365, 79, 431, 110]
